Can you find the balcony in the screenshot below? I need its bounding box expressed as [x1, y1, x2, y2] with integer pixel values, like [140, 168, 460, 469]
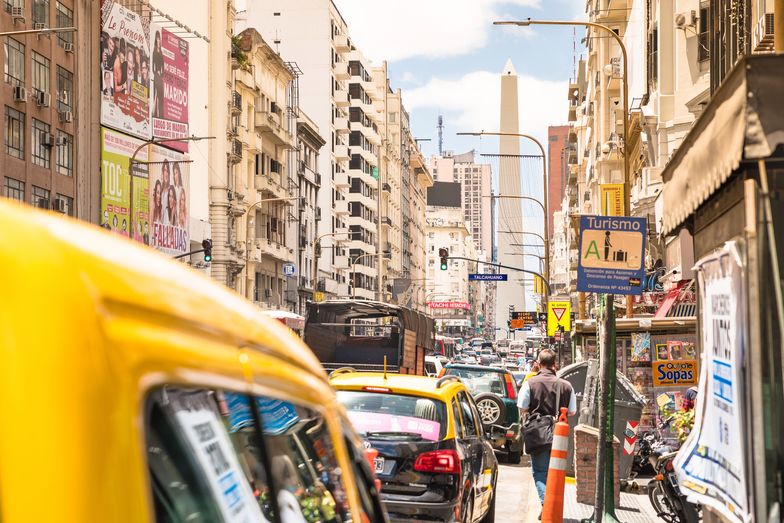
[334, 144, 350, 162]
[382, 183, 391, 193]
[334, 116, 349, 133]
[333, 171, 350, 188]
[255, 238, 295, 263]
[333, 34, 350, 53]
[254, 174, 287, 199]
[357, 146, 378, 165]
[334, 88, 350, 108]
[229, 139, 243, 164]
[381, 216, 392, 227]
[231, 91, 242, 115]
[254, 110, 293, 148]
[334, 200, 350, 215]
[333, 61, 350, 80]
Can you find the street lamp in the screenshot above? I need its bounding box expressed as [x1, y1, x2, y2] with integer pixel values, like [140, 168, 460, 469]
[495, 18, 631, 522]
[460, 131, 550, 309]
[243, 196, 303, 302]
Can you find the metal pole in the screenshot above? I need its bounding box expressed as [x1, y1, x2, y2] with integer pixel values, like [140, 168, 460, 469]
[494, 19, 631, 522]
[776, 0, 784, 52]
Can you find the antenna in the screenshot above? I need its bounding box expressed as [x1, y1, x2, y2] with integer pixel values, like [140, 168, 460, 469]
[437, 115, 444, 155]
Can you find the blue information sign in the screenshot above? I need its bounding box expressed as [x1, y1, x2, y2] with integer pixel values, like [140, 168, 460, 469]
[468, 273, 508, 281]
[577, 215, 647, 295]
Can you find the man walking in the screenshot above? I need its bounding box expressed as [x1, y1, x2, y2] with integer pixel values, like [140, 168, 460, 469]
[518, 349, 577, 513]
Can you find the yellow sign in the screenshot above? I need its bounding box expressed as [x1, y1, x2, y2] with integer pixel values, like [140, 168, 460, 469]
[652, 360, 699, 387]
[547, 301, 571, 336]
[600, 184, 625, 216]
[314, 291, 325, 302]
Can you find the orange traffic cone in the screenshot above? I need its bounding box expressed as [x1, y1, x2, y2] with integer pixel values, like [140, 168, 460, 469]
[542, 407, 569, 523]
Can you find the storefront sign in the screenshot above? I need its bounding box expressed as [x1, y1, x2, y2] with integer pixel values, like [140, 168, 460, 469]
[428, 301, 470, 310]
[675, 243, 750, 523]
[651, 360, 698, 387]
[100, 0, 152, 140]
[577, 215, 647, 295]
[151, 26, 190, 151]
[600, 183, 625, 216]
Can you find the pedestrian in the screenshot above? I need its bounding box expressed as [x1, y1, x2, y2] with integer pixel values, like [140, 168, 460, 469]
[518, 349, 577, 516]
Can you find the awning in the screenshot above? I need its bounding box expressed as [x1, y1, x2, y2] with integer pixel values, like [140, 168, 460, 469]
[661, 54, 784, 235]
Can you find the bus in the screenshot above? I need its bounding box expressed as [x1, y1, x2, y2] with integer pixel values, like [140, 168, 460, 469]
[304, 300, 435, 375]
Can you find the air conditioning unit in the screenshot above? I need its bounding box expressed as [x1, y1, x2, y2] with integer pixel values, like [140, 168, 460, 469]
[13, 86, 27, 102]
[55, 135, 68, 146]
[33, 22, 47, 31]
[41, 133, 54, 147]
[59, 110, 73, 123]
[63, 42, 74, 53]
[36, 91, 51, 107]
[52, 199, 67, 213]
[36, 198, 50, 209]
[11, 6, 25, 22]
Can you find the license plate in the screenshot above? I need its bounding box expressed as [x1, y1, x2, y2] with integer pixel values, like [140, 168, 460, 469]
[374, 457, 385, 473]
[668, 474, 680, 491]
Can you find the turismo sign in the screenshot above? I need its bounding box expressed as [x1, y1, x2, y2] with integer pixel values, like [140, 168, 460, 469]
[577, 215, 646, 295]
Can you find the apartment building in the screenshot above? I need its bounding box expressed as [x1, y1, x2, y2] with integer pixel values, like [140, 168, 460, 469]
[295, 112, 326, 313]
[547, 125, 569, 237]
[243, 0, 354, 300]
[1, 0, 77, 215]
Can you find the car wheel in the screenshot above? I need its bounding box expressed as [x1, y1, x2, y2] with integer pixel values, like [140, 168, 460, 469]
[461, 492, 474, 523]
[507, 449, 522, 464]
[474, 393, 506, 426]
[480, 488, 496, 523]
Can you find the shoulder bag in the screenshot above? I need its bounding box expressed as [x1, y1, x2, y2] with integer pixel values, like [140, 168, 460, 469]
[523, 380, 562, 454]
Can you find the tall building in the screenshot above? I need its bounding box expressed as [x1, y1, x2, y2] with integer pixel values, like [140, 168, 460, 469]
[406, 135, 433, 311]
[547, 125, 569, 237]
[243, 0, 354, 299]
[495, 58, 526, 335]
[1, 0, 77, 216]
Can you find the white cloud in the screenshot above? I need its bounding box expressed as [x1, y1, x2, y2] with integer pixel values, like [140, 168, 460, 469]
[402, 68, 568, 152]
[333, 0, 541, 62]
[400, 71, 417, 83]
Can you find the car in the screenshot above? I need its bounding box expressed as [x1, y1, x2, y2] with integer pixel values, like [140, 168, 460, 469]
[425, 355, 445, 377]
[331, 371, 499, 523]
[479, 354, 502, 366]
[0, 201, 386, 523]
[442, 364, 524, 464]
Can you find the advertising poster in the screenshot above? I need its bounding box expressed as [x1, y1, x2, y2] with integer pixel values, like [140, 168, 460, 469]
[100, 0, 152, 140]
[100, 127, 147, 238]
[651, 360, 699, 387]
[675, 243, 750, 523]
[149, 144, 189, 256]
[151, 26, 189, 152]
[630, 332, 651, 362]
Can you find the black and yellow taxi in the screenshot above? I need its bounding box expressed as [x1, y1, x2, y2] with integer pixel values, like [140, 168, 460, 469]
[330, 370, 498, 523]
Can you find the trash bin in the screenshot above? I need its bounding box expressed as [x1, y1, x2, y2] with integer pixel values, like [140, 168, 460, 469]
[558, 359, 645, 480]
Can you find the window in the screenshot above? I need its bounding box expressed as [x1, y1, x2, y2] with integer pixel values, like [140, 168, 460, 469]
[31, 185, 49, 208]
[5, 106, 25, 159]
[32, 119, 51, 168]
[698, 4, 710, 62]
[452, 399, 465, 439]
[32, 51, 50, 95]
[337, 390, 447, 441]
[55, 131, 72, 176]
[32, 0, 48, 26]
[54, 193, 72, 216]
[56, 65, 73, 112]
[457, 392, 480, 437]
[341, 430, 383, 523]
[56, 2, 73, 46]
[4, 0, 22, 13]
[3, 177, 24, 201]
[4, 38, 25, 87]
[647, 25, 658, 87]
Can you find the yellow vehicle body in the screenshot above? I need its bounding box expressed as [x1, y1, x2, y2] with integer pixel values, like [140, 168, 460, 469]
[0, 201, 371, 523]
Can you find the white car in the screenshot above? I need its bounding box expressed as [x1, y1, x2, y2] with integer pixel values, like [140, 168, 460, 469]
[424, 355, 444, 377]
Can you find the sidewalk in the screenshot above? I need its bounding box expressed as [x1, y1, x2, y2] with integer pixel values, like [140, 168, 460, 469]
[496, 458, 542, 523]
[562, 478, 660, 523]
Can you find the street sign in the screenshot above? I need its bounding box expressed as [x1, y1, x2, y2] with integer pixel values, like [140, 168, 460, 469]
[512, 311, 538, 325]
[547, 301, 571, 336]
[428, 301, 470, 310]
[510, 319, 524, 329]
[282, 263, 296, 277]
[313, 291, 325, 302]
[600, 184, 625, 216]
[468, 273, 508, 281]
[577, 215, 647, 295]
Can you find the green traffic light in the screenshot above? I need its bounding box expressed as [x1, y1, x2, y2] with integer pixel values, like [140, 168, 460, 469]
[204, 254, 212, 262]
[440, 262, 448, 270]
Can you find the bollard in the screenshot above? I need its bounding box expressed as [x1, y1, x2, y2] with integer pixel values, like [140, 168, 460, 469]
[542, 407, 569, 523]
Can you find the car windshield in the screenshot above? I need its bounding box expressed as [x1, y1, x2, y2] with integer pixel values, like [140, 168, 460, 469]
[336, 391, 446, 441]
[446, 368, 507, 397]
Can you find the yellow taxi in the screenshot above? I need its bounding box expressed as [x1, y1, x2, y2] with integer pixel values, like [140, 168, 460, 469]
[330, 371, 498, 523]
[0, 201, 385, 523]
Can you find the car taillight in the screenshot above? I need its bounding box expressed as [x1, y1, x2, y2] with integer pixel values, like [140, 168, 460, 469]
[504, 373, 517, 400]
[665, 460, 674, 472]
[414, 450, 461, 475]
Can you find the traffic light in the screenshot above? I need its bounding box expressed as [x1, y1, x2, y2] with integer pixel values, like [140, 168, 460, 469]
[438, 247, 448, 270]
[202, 239, 213, 262]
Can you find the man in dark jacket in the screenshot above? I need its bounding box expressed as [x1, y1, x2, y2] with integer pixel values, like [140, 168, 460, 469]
[518, 349, 577, 507]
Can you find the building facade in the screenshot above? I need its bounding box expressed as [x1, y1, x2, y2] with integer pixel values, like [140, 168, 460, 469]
[1, 0, 77, 216]
[547, 125, 569, 237]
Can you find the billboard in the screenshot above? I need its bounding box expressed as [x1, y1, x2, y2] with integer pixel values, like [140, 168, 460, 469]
[100, 127, 147, 238]
[149, 144, 190, 256]
[151, 27, 189, 152]
[100, 0, 152, 140]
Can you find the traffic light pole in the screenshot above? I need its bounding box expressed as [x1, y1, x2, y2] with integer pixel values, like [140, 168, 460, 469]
[173, 248, 207, 260]
[446, 256, 552, 296]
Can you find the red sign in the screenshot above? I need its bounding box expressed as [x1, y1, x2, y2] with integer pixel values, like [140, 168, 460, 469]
[428, 301, 470, 310]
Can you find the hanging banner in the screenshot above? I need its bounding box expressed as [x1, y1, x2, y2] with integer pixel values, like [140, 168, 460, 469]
[149, 144, 190, 256]
[100, 0, 152, 140]
[600, 183, 625, 216]
[100, 127, 147, 238]
[151, 26, 189, 151]
[674, 243, 750, 523]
